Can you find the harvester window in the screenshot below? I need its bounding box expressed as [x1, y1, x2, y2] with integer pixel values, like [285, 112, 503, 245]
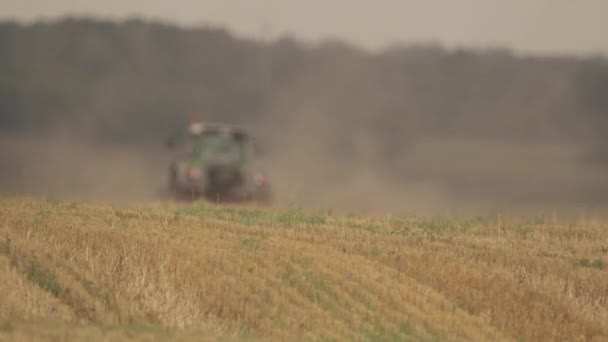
[192, 132, 245, 164]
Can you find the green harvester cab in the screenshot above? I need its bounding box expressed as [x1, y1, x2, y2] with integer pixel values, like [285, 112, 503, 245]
[166, 121, 272, 203]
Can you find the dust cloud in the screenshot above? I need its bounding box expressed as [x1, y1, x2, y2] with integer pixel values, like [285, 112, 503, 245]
[0, 134, 169, 202]
[251, 57, 608, 217]
[264, 133, 608, 216]
[1, 116, 607, 217]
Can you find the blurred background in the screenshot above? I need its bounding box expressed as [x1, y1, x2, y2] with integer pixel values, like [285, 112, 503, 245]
[1, 1, 607, 215]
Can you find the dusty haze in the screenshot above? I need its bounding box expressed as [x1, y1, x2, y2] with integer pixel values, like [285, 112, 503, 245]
[2, 130, 606, 217]
[0, 19, 607, 217]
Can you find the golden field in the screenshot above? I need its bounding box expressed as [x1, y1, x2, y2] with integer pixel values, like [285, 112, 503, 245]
[0, 197, 607, 341]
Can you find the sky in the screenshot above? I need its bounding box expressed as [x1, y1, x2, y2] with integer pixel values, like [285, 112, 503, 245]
[2, 0, 608, 56]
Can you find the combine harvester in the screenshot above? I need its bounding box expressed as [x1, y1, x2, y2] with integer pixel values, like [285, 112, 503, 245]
[164, 117, 272, 203]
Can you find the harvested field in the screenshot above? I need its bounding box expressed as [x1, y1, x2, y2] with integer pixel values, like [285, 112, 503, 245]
[0, 197, 607, 341]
